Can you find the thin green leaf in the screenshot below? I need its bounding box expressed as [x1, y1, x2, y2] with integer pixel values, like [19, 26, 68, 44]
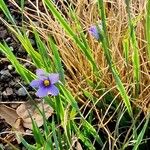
[48, 37, 65, 83]
[146, 0, 150, 60]
[133, 114, 150, 150]
[125, 0, 140, 95]
[0, 0, 16, 25]
[98, 0, 132, 115]
[0, 42, 35, 83]
[123, 38, 129, 66]
[33, 29, 52, 72]
[52, 117, 60, 150]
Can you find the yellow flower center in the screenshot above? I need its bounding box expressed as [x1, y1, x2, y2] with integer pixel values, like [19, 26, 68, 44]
[43, 79, 50, 87]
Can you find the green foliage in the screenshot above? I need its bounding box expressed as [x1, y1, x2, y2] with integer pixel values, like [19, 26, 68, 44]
[48, 37, 65, 83]
[0, 0, 16, 25]
[0, 0, 149, 149]
[125, 0, 140, 96]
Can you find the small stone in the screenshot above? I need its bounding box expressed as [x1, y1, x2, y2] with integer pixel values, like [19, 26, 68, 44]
[5, 37, 11, 42]
[2, 88, 13, 97]
[9, 81, 15, 86]
[0, 70, 12, 81]
[2, 91, 7, 97]
[8, 65, 13, 70]
[6, 87, 13, 96]
[17, 87, 27, 96]
[24, 62, 30, 68]
[0, 29, 7, 39]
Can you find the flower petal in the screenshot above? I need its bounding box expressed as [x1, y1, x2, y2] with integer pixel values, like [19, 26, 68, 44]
[36, 69, 47, 77]
[89, 25, 100, 40]
[30, 79, 40, 88]
[49, 73, 59, 84]
[47, 85, 59, 96]
[36, 86, 49, 98]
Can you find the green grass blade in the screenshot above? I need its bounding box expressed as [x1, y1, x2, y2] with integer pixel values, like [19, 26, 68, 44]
[82, 120, 103, 146]
[112, 67, 132, 114]
[59, 84, 102, 146]
[0, 0, 16, 25]
[146, 0, 150, 60]
[0, 19, 43, 68]
[98, 0, 132, 115]
[133, 114, 150, 150]
[48, 37, 65, 83]
[33, 29, 52, 72]
[123, 38, 129, 66]
[18, 136, 37, 150]
[59, 84, 79, 111]
[73, 123, 96, 150]
[44, 136, 54, 150]
[41, 105, 49, 138]
[0, 42, 35, 83]
[17, 32, 43, 68]
[125, 0, 140, 96]
[55, 96, 65, 122]
[31, 116, 45, 146]
[52, 117, 60, 150]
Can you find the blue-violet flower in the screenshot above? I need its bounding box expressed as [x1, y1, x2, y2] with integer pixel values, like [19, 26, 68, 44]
[30, 69, 59, 98]
[89, 24, 102, 40]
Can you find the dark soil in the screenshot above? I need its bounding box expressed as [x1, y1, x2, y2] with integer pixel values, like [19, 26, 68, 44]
[0, 0, 70, 102]
[0, 1, 38, 149]
[0, 1, 37, 102]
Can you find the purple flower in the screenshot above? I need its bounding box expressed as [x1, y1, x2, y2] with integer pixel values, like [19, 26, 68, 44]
[89, 24, 102, 40]
[30, 69, 59, 98]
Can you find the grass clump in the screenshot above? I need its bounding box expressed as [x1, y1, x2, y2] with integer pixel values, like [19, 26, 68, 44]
[0, 0, 150, 149]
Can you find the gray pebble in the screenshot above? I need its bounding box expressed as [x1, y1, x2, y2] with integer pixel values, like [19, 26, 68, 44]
[17, 87, 27, 96]
[0, 70, 12, 81]
[24, 62, 30, 68]
[5, 37, 11, 42]
[0, 29, 7, 39]
[8, 65, 13, 70]
[4, 87, 13, 96]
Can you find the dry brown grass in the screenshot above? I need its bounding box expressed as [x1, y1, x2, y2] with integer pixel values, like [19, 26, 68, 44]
[9, 0, 150, 114]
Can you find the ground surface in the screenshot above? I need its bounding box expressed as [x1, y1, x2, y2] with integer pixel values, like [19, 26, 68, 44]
[0, 1, 35, 102]
[0, 1, 37, 149]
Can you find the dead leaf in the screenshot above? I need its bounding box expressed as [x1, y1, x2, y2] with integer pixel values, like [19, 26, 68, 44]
[0, 105, 24, 144]
[16, 102, 53, 129]
[0, 104, 19, 126]
[14, 117, 25, 143]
